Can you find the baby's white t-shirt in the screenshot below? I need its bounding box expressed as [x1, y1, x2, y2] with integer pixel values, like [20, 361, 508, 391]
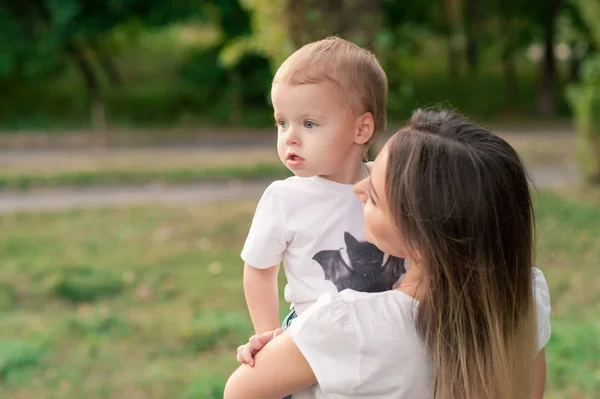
[241, 174, 403, 314]
[289, 268, 552, 399]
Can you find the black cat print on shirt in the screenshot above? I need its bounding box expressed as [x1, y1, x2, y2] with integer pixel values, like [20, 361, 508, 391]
[312, 232, 405, 293]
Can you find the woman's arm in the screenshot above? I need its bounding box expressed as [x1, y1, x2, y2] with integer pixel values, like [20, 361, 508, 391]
[531, 348, 546, 399]
[224, 331, 318, 399]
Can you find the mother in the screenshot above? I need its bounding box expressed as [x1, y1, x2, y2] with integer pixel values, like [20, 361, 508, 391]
[224, 109, 551, 399]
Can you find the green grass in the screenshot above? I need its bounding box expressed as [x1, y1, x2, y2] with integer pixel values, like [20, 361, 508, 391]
[533, 190, 600, 398]
[0, 190, 597, 397]
[0, 163, 290, 192]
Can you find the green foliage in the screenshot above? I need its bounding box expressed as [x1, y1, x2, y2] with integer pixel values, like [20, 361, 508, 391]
[572, 0, 600, 45]
[66, 311, 132, 338]
[0, 341, 43, 380]
[0, 6, 64, 83]
[182, 311, 250, 352]
[53, 266, 124, 303]
[0, 282, 18, 311]
[567, 54, 600, 184]
[220, 0, 293, 71]
[180, 375, 227, 399]
[180, 45, 273, 121]
[547, 317, 600, 394]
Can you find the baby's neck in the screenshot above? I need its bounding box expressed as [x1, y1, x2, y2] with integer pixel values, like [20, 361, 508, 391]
[319, 159, 370, 185]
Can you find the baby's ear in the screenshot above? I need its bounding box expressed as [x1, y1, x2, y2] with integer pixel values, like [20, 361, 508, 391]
[355, 112, 375, 145]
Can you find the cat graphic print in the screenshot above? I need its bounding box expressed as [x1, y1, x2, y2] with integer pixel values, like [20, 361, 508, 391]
[312, 232, 405, 293]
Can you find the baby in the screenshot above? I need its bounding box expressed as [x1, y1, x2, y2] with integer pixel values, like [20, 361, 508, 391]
[241, 37, 405, 337]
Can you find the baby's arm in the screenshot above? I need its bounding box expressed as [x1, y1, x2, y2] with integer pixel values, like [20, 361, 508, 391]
[244, 263, 281, 334]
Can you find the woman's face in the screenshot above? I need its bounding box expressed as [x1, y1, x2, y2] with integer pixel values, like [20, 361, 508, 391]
[354, 144, 408, 259]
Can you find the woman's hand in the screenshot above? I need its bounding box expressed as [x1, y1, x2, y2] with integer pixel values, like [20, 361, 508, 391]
[237, 328, 284, 367]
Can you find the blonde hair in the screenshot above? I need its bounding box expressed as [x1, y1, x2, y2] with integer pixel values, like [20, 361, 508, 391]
[273, 36, 388, 142]
[386, 109, 538, 398]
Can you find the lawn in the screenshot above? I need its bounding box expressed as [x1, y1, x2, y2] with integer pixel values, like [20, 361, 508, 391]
[0, 190, 597, 398]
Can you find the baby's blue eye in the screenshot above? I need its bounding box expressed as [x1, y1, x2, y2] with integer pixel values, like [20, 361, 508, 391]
[278, 120, 287, 128]
[304, 121, 315, 128]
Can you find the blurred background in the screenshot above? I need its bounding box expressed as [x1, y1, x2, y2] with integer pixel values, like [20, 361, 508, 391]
[0, 0, 598, 398]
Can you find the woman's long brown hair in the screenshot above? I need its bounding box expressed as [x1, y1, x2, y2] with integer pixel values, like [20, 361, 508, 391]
[386, 109, 537, 398]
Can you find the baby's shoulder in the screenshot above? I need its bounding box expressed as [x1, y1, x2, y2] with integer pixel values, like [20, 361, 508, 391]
[262, 176, 327, 202]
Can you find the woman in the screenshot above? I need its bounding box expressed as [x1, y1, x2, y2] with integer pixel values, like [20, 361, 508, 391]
[224, 109, 551, 399]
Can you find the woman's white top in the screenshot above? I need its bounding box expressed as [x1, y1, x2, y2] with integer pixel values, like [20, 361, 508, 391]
[289, 268, 552, 399]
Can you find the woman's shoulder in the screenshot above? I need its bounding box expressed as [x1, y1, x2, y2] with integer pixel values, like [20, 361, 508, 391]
[293, 289, 419, 337]
[335, 288, 417, 311]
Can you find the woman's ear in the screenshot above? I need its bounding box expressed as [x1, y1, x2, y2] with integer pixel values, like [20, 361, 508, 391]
[355, 112, 375, 145]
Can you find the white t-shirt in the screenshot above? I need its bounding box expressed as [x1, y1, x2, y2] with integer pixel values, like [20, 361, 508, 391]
[241, 174, 404, 314]
[289, 268, 552, 399]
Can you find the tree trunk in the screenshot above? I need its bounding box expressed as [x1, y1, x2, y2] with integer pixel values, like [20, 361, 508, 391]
[229, 69, 243, 126]
[463, 0, 481, 75]
[500, 15, 518, 105]
[465, 40, 478, 74]
[502, 50, 518, 105]
[447, 35, 460, 78]
[284, 0, 381, 48]
[538, 40, 556, 117]
[442, 0, 462, 78]
[68, 42, 107, 133]
[537, 0, 562, 117]
[91, 40, 122, 87]
[569, 54, 581, 83]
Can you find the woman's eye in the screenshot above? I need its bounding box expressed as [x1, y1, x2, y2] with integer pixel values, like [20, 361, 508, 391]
[304, 121, 315, 128]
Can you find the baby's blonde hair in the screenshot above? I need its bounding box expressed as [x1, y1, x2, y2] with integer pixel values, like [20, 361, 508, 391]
[273, 36, 388, 142]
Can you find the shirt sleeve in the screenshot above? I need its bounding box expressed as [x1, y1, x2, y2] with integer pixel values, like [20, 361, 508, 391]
[241, 181, 287, 269]
[533, 267, 552, 352]
[289, 293, 360, 394]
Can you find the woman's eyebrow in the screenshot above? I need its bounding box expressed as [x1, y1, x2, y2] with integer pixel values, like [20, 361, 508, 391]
[369, 177, 380, 200]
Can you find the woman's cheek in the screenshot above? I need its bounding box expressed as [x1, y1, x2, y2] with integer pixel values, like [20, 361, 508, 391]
[364, 208, 383, 247]
[362, 207, 374, 242]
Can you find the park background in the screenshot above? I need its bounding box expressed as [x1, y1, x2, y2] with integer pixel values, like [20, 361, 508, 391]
[0, 0, 598, 398]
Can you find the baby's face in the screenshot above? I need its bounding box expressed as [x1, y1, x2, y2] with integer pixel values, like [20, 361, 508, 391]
[271, 81, 360, 181]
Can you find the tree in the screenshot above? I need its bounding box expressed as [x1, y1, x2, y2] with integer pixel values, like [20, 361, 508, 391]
[284, 0, 382, 49]
[0, 0, 200, 129]
[486, 0, 537, 105]
[567, 0, 600, 184]
[429, 0, 463, 78]
[531, 0, 565, 117]
[462, 0, 483, 75]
